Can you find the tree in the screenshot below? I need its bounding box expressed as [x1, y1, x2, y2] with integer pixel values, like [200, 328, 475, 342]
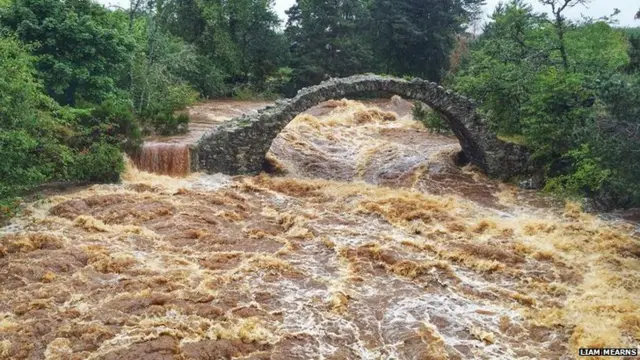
[454, 0, 638, 207]
[0, 37, 66, 200]
[454, 1, 549, 134]
[0, 0, 135, 105]
[369, 0, 484, 81]
[539, 0, 590, 70]
[226, 0, 282, 85]
[285, 0, 374, 88]
[623, 28, 640, 74]
[0, 37, 124, 218]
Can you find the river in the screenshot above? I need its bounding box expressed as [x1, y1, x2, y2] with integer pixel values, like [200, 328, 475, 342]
[1, 98, 638, 359]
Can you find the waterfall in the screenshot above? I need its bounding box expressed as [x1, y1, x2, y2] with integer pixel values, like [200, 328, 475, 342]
[133, 142, 191, 177]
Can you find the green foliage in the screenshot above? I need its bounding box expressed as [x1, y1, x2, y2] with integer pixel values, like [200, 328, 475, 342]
[453, 1, 545, 134]
[285, 0, 374, 87]
[130, 31, 198, 135]
[520, 69, 592, 162]
[566, 23, 629, 75]
[0, 0, 135, 105]
[585, 73, 640, 207]
[128, 11, 199, 135]
[283, 0, 480, 86]
[149, 112, 190, 136]
[158, 0, 286, 93]
[72, 142, 124, 183]
[369, 0, 483, 81]
[453, 0, 640, 208]
[621, 28, 640, 73]
[71, 99, 141, 150]
[266, 67, 295, 97]
[178, 54, 228, 98]
[0, 36, 42, 126]
[0, 37, 63, 214]
[232, 85, 279, 101]
[0, 37, 77, 218]
[544, 144, 611, 197]
[412, 102, 450, 134]
[0, 36, 137, 220]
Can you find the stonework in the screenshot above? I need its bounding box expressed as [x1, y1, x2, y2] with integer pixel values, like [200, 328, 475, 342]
[195, 74, 533, 180]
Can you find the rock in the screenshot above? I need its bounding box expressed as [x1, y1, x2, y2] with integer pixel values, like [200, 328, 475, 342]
[518, 173, 544, 190]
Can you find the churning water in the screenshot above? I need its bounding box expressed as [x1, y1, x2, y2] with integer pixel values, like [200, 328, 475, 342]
[1, 98, 638, 359]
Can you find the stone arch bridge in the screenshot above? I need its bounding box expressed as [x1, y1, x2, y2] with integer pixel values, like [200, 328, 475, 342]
[194, 74, 532, 180]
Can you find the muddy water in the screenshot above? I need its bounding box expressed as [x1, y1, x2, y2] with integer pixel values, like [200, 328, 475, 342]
[133, 100, 271, 176]
[1, 98, 639, 360]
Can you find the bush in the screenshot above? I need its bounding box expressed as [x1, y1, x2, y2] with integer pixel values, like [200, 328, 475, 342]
[265, 67, 295, 97]
[0, 37, 74, 219]
[179, 55, 229, 98]
[129, 28, 199, 136]
[72, 142, 124, 183]
[544, 144, 611, 197]
[450, 1, 640, 208]
[586, 73, 640, 207]
[412, 102, 450, 133]
[151, 113, 190, 136]
[131, 63, 198, 136]
[137, 81, 197, 135]
[521, 69, 593, 165]
[72, 98, 142, 150]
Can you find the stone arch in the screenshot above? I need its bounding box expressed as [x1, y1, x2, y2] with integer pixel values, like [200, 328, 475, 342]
[195, 74, 532, 179]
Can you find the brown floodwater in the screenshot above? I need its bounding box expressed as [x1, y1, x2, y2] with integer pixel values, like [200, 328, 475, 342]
[1, 98, 639, 360]
[133, 99, 271, 177]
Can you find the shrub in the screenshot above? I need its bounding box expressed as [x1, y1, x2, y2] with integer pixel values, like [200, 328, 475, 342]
[151, 113, 190, 136]
[72, 142, 124, 183]
[544, 144, 611, 197]
[129, 29, 199, 136]
[412, 102, 450, 133]
[266, 67, 295, 97]
[521, 69, 593, 165]
[0, 37, 74, 219]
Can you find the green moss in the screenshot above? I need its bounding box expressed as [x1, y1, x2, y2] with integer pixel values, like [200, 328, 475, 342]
[497, 134, 528, 146]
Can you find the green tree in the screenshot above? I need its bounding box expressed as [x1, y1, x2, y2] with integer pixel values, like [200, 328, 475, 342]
[0, 37, 68, 203]
[454, 1, 549, 134]
[156, 0, 285, 95]
[453, 0, 637, 207]
[285, 0, 374, 87]
[621, 28, 640, 73]
[226, 0, 283, 86]
[565, 22, 629, 76]
[0, 37, 125, 219]
[586, 73, 640, 206]
[369, 0, 484, 81]
[538, 0, 586, 70]
[1, 0, 135, 105]
[128, 0, 199, 133]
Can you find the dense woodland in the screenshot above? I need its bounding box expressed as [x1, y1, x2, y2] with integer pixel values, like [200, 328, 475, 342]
[1, 0, 639, 218]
